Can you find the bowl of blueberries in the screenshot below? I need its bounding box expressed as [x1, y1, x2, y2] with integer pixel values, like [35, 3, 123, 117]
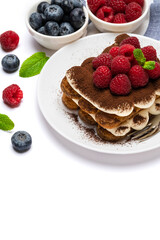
[26, 0, 89, 50]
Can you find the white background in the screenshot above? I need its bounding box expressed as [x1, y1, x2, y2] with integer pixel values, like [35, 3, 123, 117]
[1, 0, 160, 240]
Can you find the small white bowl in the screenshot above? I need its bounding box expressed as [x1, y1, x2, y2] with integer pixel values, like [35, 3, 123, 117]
[86, 0, 149, 33]
[26, 1, 89, 50]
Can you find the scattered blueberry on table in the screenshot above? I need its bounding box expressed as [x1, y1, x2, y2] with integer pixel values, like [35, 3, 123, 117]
[29, 0, 86, 36]
[11, 131, 32, 153]
[2, 54, 20, 73]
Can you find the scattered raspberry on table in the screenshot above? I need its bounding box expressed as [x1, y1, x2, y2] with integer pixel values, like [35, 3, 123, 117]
[2, 84, 23, 107]
[0, 30, 19, 51]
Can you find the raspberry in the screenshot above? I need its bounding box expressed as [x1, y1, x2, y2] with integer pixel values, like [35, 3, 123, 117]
[111, 55, 131, 75]
[128, 65, 149, 88]
[141, 46, 157, 61]
[124, 0, 144, 7]
[119, 36, 141, 48]
[110, 74, 131, 95]
[93, 66, 112, 88]
[109, 0, 126, 13]
[131, 57, 138, 66]
[92, 53, 112, 69]
[113, 13, 126, 23]
[125, 2, 142, 22]
[96, 6, 114, 22]
[0, 31, 19, 52]
[87, 0, 106, 14]
[105, 0, 111, 6]
[146, 62, 160, 80]
[2, 84, 23, 107]
[119, 44, 135, 61]
[109, 46, 119, 58]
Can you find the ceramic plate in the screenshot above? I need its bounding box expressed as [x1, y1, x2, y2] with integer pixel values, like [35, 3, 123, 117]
[37, 33, 160, 154]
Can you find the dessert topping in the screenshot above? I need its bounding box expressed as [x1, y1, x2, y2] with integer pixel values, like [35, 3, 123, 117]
[92, 41, 158, 96]
[111, 55, 131, 75]
[141, 46, 157, 61]
[128, 65, 149, 88]
[110, 74, 131, 95]
[119, 36, 141, 48]
[146, 62, 160, 80]
[119, 44, 135, 61]
[93, 66, 112, 88]
[109, 46, 119, 58]
[92, 52, 112, 69]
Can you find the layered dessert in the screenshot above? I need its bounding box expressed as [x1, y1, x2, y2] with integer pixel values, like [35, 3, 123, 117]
[60, 34, 160, 142]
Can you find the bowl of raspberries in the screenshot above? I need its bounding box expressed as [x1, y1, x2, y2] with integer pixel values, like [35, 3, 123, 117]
[86, 0, 149, 33]
[26, 0, 89, 50]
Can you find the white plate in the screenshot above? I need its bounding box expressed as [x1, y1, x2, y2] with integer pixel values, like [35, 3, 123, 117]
[37, 33, 160, 154]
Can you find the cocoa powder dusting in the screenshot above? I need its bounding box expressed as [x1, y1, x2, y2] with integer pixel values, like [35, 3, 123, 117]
[156, 103, 160, 110]
[66, 112, 106, 143]
[115, 33, 130, 44]
[66, 32, 160, 114]
[133, 114, 146, 124]
[116, 126, 129, 134]
[67, 66, 158, 113]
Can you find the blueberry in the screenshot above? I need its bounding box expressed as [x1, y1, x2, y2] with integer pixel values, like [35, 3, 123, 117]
[70, 7, 85, 29]
[2, 54, 20, 73]
[44, 5, 64, 22]
[62, 14, 70, 22]
[37, 26, 46, 35]
[61, 0, 74, 13]
[29, 12, 43, 30]
[72, 0, 83, 8]
[37, 1, 50, 13]
[60, 22, 74, 35]
[51, 0, 63, 6]
[11, 131, 32, 153]
[40, 13, 47, 24]
[45, 21, 60, 36]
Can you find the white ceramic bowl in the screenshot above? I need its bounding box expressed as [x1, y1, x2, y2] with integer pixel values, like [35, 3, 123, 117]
[26, 1, 89, 50]
[86, 0, 149, 33]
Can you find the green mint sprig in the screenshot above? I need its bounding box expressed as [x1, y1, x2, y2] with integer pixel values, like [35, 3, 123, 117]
[133, 49, 155, 70]
[19, 52, 49, 78]
[0, 114, 14, 131]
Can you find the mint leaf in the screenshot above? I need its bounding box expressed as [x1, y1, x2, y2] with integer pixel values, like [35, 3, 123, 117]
[0, 114, 14, 131]
[133, 49, 156, 70]
[19, 52, 49, 78]
[133, 49, 146, 66]
[143, 61, 156, 70]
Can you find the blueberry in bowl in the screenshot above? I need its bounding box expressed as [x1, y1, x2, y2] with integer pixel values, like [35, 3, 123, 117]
[44, 4, 64, 21]
[26, 0, 89, 50]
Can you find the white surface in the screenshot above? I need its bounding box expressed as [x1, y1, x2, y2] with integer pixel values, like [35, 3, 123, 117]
[1, 0, 160, 240]
[38, 33, 160, 154]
